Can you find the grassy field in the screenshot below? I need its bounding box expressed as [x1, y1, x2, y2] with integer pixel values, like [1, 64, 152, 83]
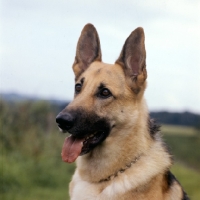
[171, 164, 200, 200]
[162, 124, 200, 199]
[161, 124, 198, 136]
[1, 101, 200, 199]
[162, 125, 200, 170]
[0, 133, 73, 200]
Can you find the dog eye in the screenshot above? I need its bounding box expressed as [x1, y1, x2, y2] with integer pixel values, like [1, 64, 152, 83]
[75, 84, 82, 93]
[99, 88, 112, 98]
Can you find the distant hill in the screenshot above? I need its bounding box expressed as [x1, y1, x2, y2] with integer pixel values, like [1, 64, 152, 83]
[0, 92, 39, 102]
[0, 92, 68, 105]
[1, 92, 200, 127]
[150, 111, 200, 127]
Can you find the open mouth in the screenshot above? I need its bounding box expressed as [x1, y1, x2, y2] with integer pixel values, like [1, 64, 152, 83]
[56, 109, 111, 163]
[81, 131, 106, 155]
[61, 130, 109, 163]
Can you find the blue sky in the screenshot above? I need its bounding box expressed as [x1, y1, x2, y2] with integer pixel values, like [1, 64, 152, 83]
[1, 0, 200, 113]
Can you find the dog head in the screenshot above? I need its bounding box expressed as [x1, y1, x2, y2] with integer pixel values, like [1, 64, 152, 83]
[56, 24, 147, 163]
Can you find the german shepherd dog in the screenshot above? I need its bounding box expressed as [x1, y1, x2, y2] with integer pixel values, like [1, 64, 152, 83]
[56, 24, 189, 200]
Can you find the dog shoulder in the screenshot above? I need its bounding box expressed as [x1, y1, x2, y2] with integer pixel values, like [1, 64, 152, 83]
[165, 171, 190, 200]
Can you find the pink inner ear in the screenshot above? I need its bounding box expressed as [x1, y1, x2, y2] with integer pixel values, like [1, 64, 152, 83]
[127, 54, 141, 76]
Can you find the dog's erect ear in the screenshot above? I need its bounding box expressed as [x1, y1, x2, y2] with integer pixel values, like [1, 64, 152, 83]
[116, 27, 147, 93]
[73, 24, 102, 79]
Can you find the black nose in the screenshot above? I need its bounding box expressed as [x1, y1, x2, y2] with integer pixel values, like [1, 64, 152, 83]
[56, 113, 74, 131]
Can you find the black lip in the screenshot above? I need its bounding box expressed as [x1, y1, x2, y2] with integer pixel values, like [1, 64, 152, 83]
[80, 130, 110, 155]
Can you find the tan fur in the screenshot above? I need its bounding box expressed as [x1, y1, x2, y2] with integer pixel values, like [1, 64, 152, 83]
[60, 24, 188, 200]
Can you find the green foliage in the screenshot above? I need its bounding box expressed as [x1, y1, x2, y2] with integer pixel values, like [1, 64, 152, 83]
[0, 149, 74, 200]
[162, 126, 200, 170]
[0, 100, 56, 152]
[162, 125, 200, 199]
[171, 164, 200, 200]
[161, 124, 197, 136]
[0, 100, 73, 200]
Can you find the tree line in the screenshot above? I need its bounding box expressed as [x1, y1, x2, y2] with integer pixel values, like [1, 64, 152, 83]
[150, 111, 200, 128]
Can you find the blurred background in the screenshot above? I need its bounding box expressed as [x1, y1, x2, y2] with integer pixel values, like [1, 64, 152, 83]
[1, 0, 200, 199]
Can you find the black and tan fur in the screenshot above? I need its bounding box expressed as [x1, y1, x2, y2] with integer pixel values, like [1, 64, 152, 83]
[56, 24, 189, 200]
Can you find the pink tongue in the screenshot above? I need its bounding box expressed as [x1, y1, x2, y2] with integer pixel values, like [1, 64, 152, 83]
[61, 136, 84, 163]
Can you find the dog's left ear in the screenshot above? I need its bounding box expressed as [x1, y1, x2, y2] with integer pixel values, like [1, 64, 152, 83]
[116, 27, 147, 93]
[73, 23, 102, 80]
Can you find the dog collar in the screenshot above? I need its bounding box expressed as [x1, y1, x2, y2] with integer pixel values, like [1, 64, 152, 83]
[99, 154, 142, 183]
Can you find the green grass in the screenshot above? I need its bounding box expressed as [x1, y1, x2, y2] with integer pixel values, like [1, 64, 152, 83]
[1, 186, 69, 200]
[161, 124, 198, 136]
[171, 163, 200, 200]
[162, 124, 200, 200]
[162, 125, 200, 170]
[0, 153, 73, 200]
[0, 133, 74, 200]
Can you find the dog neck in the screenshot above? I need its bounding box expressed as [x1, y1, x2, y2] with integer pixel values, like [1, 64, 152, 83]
[76, 113, 152, 183]
[99, 154, 142, 183]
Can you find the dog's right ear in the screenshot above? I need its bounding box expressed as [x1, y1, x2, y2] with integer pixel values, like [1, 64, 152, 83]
[72, 24, 102, 80]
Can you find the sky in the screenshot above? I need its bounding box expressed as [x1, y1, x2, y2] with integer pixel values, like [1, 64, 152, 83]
[1, 0, 200, 113]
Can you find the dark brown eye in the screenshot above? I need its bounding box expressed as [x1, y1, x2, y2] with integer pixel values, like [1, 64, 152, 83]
[75, 84, 82, 93]
[99, 88, 112, 98]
